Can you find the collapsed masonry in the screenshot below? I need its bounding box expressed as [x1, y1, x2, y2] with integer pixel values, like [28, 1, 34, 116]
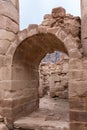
[40, 7, 81, 46]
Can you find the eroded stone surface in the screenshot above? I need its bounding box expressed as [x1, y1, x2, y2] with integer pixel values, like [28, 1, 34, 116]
[0, 1, 87, 130]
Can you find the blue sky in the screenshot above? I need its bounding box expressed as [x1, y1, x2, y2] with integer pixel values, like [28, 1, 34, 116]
[19, 0, 81, 30]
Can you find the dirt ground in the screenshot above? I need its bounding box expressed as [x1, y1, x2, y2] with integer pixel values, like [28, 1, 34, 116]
[14, 95, 69, 130]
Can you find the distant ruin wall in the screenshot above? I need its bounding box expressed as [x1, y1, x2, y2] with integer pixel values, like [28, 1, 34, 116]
[39, 54, 69, 99]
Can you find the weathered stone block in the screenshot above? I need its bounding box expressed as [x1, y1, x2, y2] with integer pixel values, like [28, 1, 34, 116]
[38, 26, 47, 33]
[0, 0, 19, 24]
[0, 66, 11, 81]
[27, 24, 38, 37]
[70, 110, 87, 122]
[69, 70, 87, 81]
[0, 30, 15, 41]
[44, 14, 52, 19]
[69, 58, 82, 69]
[0, 40, 11, 55]
[69, 48, 82, 58]
[17, 29, 27, 42]
[52, 7, 66, 18]
[0, 15, 19, 33]
[69, 97, 87, 111]
[69, 81, 87, 97]
[70, 122, 87, 130]
[47, 27, 58, 34]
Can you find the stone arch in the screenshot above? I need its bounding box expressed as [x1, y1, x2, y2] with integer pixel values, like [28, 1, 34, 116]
[2, 25, 82, 121]
[6, 24, 82, 59]
[0, 1, 86, 130]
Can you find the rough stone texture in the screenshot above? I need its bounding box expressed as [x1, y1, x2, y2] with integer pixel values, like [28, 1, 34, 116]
[52, 7, 66, 18]
[0, 1, 86, 130]
[41, 7, 81, 43]
[0, 0, 19, 125]
[81, 0, 87, 56]
[39, 54, 69, 99]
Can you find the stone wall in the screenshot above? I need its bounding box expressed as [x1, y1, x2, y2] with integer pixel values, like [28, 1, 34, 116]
[39, 54, 69, 99]
[0, 0, 19, 120]
[0, 2, 87, 130]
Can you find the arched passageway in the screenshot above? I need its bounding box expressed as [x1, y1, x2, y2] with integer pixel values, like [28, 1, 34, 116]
[0, 5, 83, 129]
[0, 1, 87, 130]
[1, 21, 82, 122]
[12, 33, 68, 119]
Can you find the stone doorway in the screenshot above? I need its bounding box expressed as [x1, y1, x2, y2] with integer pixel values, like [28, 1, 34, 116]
[13, 52, 70, 130]
[0, 6, 82, 130]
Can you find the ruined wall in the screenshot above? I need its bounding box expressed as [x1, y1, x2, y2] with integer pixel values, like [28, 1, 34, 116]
[0, 1, 87, 130]
[40, 7, 81, 49]
[39, 54, 69, 99]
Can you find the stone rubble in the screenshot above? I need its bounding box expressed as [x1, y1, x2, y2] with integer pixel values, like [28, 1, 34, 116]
[40, 7, 81, 50]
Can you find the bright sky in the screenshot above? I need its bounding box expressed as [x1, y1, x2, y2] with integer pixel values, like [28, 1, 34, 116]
[19, 0, 81, 30]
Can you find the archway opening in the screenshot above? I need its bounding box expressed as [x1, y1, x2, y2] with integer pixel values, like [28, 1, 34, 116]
[12, 33, 70, 129]
[38, 52, 69, 129]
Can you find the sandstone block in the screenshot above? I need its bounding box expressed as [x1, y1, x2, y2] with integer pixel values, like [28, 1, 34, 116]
[57, 30, 67, 41]
[27, 24, 39, 37]
[70, 110, 87, 122]
[83, 58, 87, 69]
[69, 58, 82, 69]
[17, 29, 27, 42]
[0, 1, 19, 24]
[52, 7, 66, 18]
[0, 15, 19, 33]
[44, 14, 52, 19]
[0, 66, 11, 81]
[0, 40, 11, 55]
[69, 97, 87, 111]
[47, 27, 58, 34]
[64, 35, 77, 50]
[69, 69, 87, 81]
[41, 19, 55, 27]
[0, 30, 15, 41]
[69, 48, 82, 58]
[69, 81, 87, 97]
[38, 26, 47, 33]
[70, 122, 87, 130]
